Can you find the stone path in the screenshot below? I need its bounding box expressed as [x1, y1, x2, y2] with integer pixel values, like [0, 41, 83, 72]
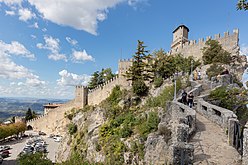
[190, 113, 242, 165]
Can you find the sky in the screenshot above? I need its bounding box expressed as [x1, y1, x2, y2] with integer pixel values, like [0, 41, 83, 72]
[0, 0, 248, 99]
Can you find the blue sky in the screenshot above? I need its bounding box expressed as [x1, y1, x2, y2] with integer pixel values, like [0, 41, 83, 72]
[0, 0, 248, 99]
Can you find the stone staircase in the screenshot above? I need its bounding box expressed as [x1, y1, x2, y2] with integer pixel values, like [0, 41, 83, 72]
[189, 78, 242, 165]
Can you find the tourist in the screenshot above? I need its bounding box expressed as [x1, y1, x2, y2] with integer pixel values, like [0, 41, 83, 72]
[188, 92, 194, 108]
[194, 70, 198, 80]
[181, 90, 187, 105]
[198, 70, 201, 80]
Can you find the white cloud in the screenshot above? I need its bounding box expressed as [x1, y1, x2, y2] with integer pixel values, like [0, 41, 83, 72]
[31, 34, 36, 39]
[66, 37, 78, 46]
[57, 70, 91, 86]
[42, 28, 47, 32]
[240, 44, 248, 56]
[5, 10, 15, 16]
[1, 0, 148, 35]
[27, 0, 124, 35]
[0, 0, 22, 6]
[72, 49, 95, 62]
[26, 77, 45, 87]
[127, 0, 149, 9]
[37, 35, 67, 61]
[0, 40, 35, 59]
[48, 53, 67, 62]
[29, 22, 39, 28]
[0, 40, 44, 86]
[18, 8, 36, 22]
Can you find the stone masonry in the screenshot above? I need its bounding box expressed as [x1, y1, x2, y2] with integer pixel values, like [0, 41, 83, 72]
[26, 25, 241, 137]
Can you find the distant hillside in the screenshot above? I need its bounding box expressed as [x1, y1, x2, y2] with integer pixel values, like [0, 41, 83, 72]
[0, 97, 69, 122]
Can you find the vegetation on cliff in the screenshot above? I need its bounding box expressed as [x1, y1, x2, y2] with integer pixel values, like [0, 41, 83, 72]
[202, 39, 232, 65]
[18, 152, 52, 165]
[207, 86, 248, 125]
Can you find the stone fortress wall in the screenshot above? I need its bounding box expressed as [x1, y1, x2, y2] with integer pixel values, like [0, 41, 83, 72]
[26, 59, 132, 134]
[26, 100, 76, 135]
[169, 28, 239, 60]
[26, 25, 241, 135]
[87, 59, 132, 106]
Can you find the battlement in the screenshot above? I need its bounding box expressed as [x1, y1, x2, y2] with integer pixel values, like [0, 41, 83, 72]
[88, 75, 119, 93]
[119, 59, 133, 62]
[169, 28, 239, 58]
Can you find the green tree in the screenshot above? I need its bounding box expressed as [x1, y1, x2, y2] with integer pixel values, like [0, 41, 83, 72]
[88, 71, 99, 89]
[237, 0, 248, 10]
[18, 152, 53, 165]
[125, 40, 152, 96]
[88, 68, 115, 90]
[126, 40, 152, 83]
[25, 108, 34, 120]
[202, 39, 232, 65]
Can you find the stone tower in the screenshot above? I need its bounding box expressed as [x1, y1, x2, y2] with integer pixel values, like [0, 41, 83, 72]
[171, 25, 189, 51]
[74, 85, 88, 107]
[118, 59, 133, 76]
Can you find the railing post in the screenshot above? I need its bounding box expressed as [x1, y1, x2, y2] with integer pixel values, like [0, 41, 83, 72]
[228, 118, 239, 146]
[242, 122, 248, 165]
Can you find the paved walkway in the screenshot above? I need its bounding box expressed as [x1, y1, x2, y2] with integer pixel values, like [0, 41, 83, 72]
[190, 113, 242, 165]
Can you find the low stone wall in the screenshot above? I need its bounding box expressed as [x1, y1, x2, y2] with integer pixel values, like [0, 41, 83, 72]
[172, 102, 196, 138]
[242, 122, 248, 165]
[170, 102, 196, 164]
[196, 98, 237, 130]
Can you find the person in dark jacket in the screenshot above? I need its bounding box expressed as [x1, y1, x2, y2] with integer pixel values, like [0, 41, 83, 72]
[181, 90, 187, 105]
[188, 92, 194, 108]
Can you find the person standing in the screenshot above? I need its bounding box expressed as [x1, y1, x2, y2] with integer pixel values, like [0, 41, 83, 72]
[194, 70, 198, 80]
[181, 90, 187, 105]
[198, 70, 201, 80]
[188, 92, 194, 108]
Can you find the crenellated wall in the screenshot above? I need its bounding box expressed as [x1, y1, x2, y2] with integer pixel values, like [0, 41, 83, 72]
[26, 100, 77, 135]
[168, 29, 239, 59]
[88, 75, 131, 106]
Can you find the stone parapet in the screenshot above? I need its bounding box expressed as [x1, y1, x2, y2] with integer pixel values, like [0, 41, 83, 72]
[197, 98, 237, 130]
[242, 122, 248, 165]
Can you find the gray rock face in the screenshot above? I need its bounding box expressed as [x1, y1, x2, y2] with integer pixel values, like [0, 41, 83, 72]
[144, 133, 172, 165]
[56, 107, 106, 163]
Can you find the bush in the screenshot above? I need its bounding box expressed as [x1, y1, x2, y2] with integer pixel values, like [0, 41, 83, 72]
[18, 152, 52, 165]
[132, 79, 149, 96]
[206, 63, 224, 79]
[145, 79, 181, 108]
[68, 123, 77, 135]
[137, 111, 159, 138]
[153, 76, 163, 88]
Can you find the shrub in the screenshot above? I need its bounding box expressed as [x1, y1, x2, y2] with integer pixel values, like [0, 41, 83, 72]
[132, 79, 149, 96]
[18, 152, 52, 165]
[68, 123, 77, 135]
[153, 76, 163, 88]
[206, 63, 224, 79]
[137, 111, 159, 138]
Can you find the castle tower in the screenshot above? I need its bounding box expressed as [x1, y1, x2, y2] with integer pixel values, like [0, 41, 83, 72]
[74, 85, 88, 107]
[118, 59, 133, 76]
[171, 25, 189, 51]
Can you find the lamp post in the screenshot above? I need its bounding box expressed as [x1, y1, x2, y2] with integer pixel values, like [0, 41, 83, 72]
[174, 73, 177, 101]
[190, 60, 193, 80]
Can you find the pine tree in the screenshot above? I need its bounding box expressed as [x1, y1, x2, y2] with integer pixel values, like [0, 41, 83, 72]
[88, 71, 99, 89]
[126, 40, 153, 83]
[25, 108, 33, 120]
[125, 40, 152, 96]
